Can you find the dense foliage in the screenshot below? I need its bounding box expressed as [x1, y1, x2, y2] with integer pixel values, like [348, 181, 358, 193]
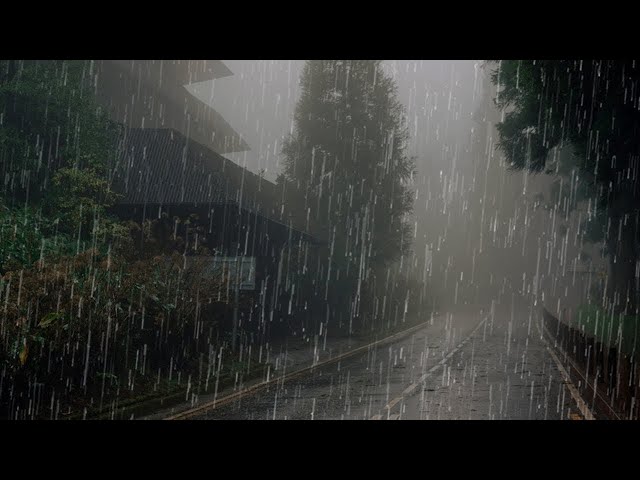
[0, 61, 242, 419]
[279, 60, 415, 329]
[491, 60, 640, 312]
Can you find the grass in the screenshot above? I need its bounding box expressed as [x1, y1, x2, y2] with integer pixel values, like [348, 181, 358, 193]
[573, 304, 639, 355]
[64, 355, 272, 420]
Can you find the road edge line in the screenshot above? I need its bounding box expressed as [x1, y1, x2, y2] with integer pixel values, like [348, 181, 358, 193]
[164, 317, 439, 420]
[538, 318, 594, 420]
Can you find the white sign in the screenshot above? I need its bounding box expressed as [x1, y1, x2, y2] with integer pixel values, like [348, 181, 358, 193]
[208, 256, 256, 291]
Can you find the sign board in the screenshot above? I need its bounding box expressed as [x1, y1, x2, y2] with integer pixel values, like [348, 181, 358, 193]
[207, 256, 256, 291]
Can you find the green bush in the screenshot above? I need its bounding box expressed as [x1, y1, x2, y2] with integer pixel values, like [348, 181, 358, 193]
[0, 204, 75, 273]
[574, 304, 639, 355]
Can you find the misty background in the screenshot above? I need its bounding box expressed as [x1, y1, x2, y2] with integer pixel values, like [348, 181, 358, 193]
[187, 60, 480, 181]
[0, 58, 631, 422]
[188, 60, 603, 314]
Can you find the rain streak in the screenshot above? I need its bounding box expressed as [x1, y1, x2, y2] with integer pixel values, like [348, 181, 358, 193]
[0, 59, 637, 420]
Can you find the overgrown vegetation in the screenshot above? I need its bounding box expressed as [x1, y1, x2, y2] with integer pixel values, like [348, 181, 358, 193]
[490, 60, 640, 314]
[0, 60, 252, 419]
[573, 304, 639, 355]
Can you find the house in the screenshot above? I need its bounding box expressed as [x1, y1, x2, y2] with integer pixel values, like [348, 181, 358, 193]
[93, 60, 324, 336]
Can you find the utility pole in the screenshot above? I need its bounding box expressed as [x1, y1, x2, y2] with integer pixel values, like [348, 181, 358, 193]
[232, 256, 240, 353]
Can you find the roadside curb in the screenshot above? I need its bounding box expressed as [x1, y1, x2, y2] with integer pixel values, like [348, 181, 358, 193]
[540, 307, 623, 420]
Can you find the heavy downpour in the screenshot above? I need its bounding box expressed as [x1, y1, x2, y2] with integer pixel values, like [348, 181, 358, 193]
[0, 59, 638, 420]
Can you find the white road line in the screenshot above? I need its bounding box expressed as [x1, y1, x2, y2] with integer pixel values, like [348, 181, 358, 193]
[538, 320, 594, 420]
[371, 316, 488, 420]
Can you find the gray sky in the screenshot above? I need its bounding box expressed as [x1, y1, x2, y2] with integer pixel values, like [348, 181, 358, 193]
[186, 60, 305, 181]
[185, 60, 605, 312]
[187, 60, 482, 182]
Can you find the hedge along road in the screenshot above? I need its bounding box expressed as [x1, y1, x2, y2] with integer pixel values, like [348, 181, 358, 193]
[168, 298, 586, 420]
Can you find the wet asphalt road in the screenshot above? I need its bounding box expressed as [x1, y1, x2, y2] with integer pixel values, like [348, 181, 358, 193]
[190, 298, 582, 420]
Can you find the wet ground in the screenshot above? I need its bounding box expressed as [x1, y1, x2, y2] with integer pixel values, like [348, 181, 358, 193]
[184, 297, 584, 420]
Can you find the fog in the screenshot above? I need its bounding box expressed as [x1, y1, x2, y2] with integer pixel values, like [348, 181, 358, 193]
[188, 60, 602, 312]
[1, 59, 624, 420]
[187, 60, 480, 179]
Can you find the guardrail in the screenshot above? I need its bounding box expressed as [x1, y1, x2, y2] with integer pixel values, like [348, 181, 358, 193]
[542, 307, 638, 420]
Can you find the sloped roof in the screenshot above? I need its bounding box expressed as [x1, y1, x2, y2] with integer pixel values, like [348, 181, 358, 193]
[113, 128, 322, 244]
[96, 60, 325, 243]
[106, 60, 233, 85]
[95, 60, 249, 155]
[113, 128, 227, 205]
[112, 127, 325, 244]
[113, 127, 274, 213]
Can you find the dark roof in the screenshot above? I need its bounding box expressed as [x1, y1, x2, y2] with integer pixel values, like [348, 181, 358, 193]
[105, 60, 233, 86]
[95, 60, 249, 155]
[113, 128, 227, 205]
[112, 128, 324, 244]
[94, 60, 325, 243]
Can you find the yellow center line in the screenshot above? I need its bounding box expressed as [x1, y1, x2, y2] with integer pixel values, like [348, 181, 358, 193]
[165, 317, 439, 420]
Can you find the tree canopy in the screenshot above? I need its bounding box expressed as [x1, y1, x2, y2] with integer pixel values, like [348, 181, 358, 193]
[491, 60, 640, 311]
[281, 60, 414, 271]
[0, 60, 121, 237]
